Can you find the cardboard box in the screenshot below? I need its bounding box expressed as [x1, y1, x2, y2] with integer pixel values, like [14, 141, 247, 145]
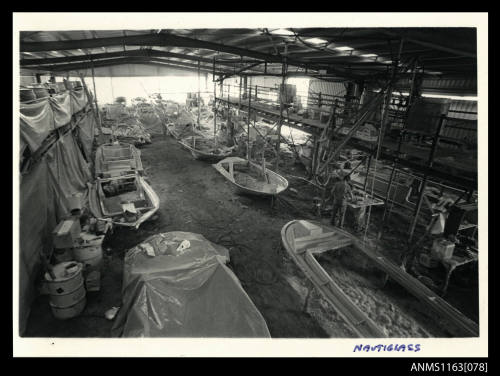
[431, 238, 455, 261]
[52, 217, 81, 249]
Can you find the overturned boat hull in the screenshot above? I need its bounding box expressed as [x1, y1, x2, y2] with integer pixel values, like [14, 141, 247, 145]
[213, 157, 288, 197]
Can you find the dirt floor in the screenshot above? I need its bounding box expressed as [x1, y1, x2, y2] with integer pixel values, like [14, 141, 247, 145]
[23, 133, 479, 338]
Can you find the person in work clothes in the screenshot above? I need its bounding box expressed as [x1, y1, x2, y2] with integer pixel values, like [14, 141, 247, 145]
[330, 173, 354, 227]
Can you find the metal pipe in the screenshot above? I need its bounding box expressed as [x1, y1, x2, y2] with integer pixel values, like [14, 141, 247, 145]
[363, 154, 372, 192]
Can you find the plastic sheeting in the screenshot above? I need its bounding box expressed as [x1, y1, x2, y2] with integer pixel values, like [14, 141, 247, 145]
[49, 92, 72, 128]
[77, 112, 96, 160]
[20, 100, 55, 152]
[19, 120, 93, 334]
[20, 89, 89, 154]
[70, 89, 88, 114]
[112, 232, 271, 338]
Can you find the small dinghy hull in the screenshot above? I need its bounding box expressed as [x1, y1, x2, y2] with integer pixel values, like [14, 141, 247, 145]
[212, 157, 288, 197]
[95, 142, 143, 178]
[88, 172, 160, 229]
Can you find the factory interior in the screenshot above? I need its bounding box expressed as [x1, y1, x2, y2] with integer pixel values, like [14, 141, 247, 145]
[17, 24, 483, 342]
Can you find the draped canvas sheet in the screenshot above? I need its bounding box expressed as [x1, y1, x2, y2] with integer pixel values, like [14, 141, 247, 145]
[20, 100, 55, 152]
[112, 232, 271, 338]
[77, 112, 96, 159]
[19, 131, 92, 334]
[49, 92, 72, 129]
[45, 131, 92, 213]
[19, 160, 57, 335]
[70, 89, 88, 114]
[20, 89, 89, 153]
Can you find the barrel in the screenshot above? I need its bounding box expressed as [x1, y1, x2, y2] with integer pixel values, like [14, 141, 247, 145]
[44, 261, 86, 320]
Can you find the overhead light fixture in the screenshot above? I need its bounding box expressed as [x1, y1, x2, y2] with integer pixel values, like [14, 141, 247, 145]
[360, 53, 378, 58]
[304, 37, 328, 45]
[334, 46, 354, 51]
[269, 28, 295, 36]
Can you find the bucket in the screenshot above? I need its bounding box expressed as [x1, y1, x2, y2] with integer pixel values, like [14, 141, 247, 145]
[67, 193, 83, 211]
[49, 281, 86, 307]
[73, 245, 103, 271]
[50, 296, 86, 320]
[44, 262, 84, 295]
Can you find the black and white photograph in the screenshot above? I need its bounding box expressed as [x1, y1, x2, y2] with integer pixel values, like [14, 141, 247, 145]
[13, 12, 488, 358]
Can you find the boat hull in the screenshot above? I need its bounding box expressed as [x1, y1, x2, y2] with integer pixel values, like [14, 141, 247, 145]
[213, 157, 288, 197]
[88, 174, 160, 230]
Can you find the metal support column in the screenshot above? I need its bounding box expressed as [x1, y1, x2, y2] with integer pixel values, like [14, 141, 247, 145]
[213, 58, 217, 149]
[408, 114, 446, 242]
[275, 57, 287, 171]
[238, 75, 242, 113]
[90, 58, 102, 129]
[197, 60, 201, 129]
[381, 131, 404, 223]
[247, 85, 251, 161]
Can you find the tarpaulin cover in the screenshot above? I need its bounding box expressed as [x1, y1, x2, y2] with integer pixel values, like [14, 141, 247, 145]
[19, 160, 58, 335]
[111, 232, 271, 337]
[77, 112, 96, 159]
[49, 92, 72, 129]
[45, 131, 92, 213]
[19, 126, 92, 334]
[20, 89, 89, 153]
[20, 100, 55, 152]
[70, 89, 88, 114]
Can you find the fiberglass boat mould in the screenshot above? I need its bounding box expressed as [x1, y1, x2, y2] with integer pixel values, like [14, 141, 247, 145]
[281, 219, 478, 337]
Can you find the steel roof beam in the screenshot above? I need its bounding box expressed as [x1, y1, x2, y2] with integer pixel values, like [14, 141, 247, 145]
[20, 49, 264, 71]
[41, 56, 229, 75]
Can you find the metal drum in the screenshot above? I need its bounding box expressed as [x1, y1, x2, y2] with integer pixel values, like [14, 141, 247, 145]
[44, 262, 86, 320]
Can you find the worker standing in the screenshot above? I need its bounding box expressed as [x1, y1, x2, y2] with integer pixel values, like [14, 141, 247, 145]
[330, 172, 354, 227]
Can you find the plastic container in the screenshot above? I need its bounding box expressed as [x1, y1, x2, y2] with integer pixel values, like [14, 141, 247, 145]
[431, 238, 455, 261]
[73, 245, 103, 271]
